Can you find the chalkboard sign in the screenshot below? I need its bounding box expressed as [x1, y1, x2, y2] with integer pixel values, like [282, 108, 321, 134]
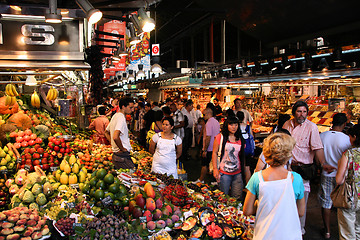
[101, 196, 113, 206]
[70, 184, 79, 189]
[16, 158, 22, 164]
[50, 166, 58, 172]
[24, 165, 31, 171]
[67, 202, 75, 208]
[139, 216, 147, 223]
[73, 223, 82, 229]
[0, 170, 8, 175]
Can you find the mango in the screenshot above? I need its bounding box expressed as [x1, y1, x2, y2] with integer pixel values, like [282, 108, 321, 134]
[146, 198, 156, 211]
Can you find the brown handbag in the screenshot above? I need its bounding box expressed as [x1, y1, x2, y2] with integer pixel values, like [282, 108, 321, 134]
[331, 150, 358, 209]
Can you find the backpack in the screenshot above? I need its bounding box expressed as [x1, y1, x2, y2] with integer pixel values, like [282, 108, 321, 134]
[242, 125, 255, 156]
[146, 122, 156, 145]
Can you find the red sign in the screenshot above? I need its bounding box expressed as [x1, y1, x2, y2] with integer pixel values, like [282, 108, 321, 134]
[152, 44, 160, 56]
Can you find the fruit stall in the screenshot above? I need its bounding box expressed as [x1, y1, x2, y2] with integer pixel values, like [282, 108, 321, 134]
[0, 83, 255, 240]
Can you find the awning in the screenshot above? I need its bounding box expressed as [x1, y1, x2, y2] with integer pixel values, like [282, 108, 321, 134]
[0, 60, 90, 71]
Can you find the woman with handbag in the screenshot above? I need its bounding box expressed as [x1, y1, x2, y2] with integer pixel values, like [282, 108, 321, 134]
[335, 124, 360, 240]
[212, 116, 251, 200]
[149, 117, 182, 179]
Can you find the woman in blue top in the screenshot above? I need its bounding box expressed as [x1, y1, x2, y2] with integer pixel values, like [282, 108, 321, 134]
[243, 132, 306, 240]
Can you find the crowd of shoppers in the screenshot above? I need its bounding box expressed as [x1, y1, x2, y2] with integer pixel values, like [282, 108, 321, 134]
[93, 94, 360, 240]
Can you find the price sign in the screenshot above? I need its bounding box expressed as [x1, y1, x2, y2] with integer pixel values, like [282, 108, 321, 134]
[73, 223, 82, 229]
[139, 216, 147, 223]
[0, 170, 8, 175]
[101, 196, 113, 207]
[70, 184, 79, 189]
[16, 158, 22, 164]
[67, 202, 75, 208]
[50, 166, 58, 172]
[24, 165, 31, 171]
[222, 211, 230, 217]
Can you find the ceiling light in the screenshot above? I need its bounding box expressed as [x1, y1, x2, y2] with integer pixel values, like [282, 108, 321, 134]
[60, 9, 69, 15]
[151, 63, 162, 73]
[130, 15, 142, 34]
[137, 64, 146, 78]
[10, 6, 22, 11]
[45, 0, 62, 23]
[128, 70, 135, 81]
[76, 0, 102, 24]
[138, 8, 155, 32]
[128, 23, 141, 45]
[25, 75, 38, 86]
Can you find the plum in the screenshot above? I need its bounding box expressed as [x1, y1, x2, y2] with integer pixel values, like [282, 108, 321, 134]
[153, 209, 162, 220]
[174, 209, 182, 217]
[146, 221, 156, 230]
[165, 219, 173, 226]
[172, 214, 180, 223]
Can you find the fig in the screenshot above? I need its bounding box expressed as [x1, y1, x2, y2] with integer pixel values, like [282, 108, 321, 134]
[1, 228, 14, 235]
[156, 220, 166, 229]
[146, 221, 156, 230]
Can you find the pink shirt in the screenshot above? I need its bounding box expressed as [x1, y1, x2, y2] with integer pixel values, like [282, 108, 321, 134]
[204, 117, 220, 152]
[89, 115, 109, 138]
[215, 134, 242, 175]
[283, 119, 323, 165]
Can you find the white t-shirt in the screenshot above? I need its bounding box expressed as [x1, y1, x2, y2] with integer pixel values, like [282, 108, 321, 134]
[320, 130, 351, 177]
[106, 112, 132, 153]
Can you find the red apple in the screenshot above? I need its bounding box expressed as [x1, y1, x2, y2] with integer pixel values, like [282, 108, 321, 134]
[43, 152, 49, 158]
[48, 142, 54, 149]
[49, 163, 55, 167]
[35, 138, 42, 144]
[21, 141, 28, 148]
[30, 134, 37, 140]
[41, 158, 48, 164]
[16, 136, 23, 142]
[17, 131, 24, 137]
[24, 153, 32, 160]
[61, 143, 66, 148]
[25, 159, 32, 165]
[24, 129, 32, 136]
[34, 144, 41, 150]
[33, 153, 40, 159]
[28, 140, 35, 146]
[48, 136, 54, 142]
[23, 135, 30, 142]
[65, 148, 71, 153]
[60, 138, 65, 143]
[29, 148, 36, 154]
[33, 160, 40, 166]
[54, 140, 60, 146]
[54, 146, 60, 152]
[14, 143, 21, 149]
[42, 164, 49, 170]
[9, 132, 18, 138]
[60, 148, 65, 154]
[37, 148, 44, 154]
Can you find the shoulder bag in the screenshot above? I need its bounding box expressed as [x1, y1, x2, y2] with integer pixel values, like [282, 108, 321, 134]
[330, 149, 358, 208]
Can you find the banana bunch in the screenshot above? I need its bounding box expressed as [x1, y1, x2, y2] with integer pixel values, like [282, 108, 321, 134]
[5, 95, 16, 106]
[5, 84, 19, 97]
[46, 87, 58, 101]
[31, 91, 40, 108]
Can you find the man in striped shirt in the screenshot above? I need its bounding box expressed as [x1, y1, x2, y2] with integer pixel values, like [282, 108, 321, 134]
[283, 101, 335, 235]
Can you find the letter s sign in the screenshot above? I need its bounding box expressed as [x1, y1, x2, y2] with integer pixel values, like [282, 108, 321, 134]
[21, 24, 55, 45]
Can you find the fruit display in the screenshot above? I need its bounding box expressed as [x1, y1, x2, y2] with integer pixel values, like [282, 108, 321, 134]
[0, 145, 18, 174]
[54, 217, 76, 236]
[70, 137, 93, 152]
[8, 167, 55, 209]
[0, 206, 50, 239]
[56, 154, 88, 185]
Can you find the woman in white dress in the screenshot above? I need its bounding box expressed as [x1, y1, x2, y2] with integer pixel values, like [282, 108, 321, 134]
[149, 117, 182, 178]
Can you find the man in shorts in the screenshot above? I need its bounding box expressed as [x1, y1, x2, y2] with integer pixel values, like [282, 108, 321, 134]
[194, 108, 220, 183]
[319, 113, 351, 239]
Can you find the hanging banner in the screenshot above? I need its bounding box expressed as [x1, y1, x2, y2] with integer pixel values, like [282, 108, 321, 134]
[99, 20, 127, 73]
[127, 32, 151, 72]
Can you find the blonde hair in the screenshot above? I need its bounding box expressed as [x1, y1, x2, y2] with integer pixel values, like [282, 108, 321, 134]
[263, 132, 295, 167]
